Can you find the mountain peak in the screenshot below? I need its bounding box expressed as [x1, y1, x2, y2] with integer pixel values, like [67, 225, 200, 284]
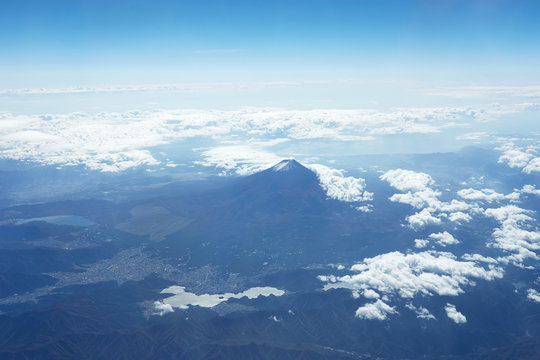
[271, 159, 302, 172]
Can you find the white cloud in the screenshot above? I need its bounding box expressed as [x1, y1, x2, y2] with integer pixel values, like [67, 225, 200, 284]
[380, 169, 478, 229]
[308, 164, 373, 203]
[0, 81, 305, 96]
[448, 211, 472, 223]
[500, 149, 534, 168]
[428, 232, 460, 246]
[437, 200, 473, 213]
[153, 301, 175, 315]
[355, 299, 397, 320]
[380, 169, 434, 192]
[406, 209, 442, 229]
[196, 145, 282, 176]
[527, 289, 540, 302]
[428, 85, 540, 99]
[497, 142, 540, 174]
[524, 157, 540, 173]
[520, 185, 540, 196]
[461, 254, 499, 264]
[414, 239, 429, 248]
[484, 205, 540, 266]
[415, 307, 436, 320]
[320, 251, 503, 319]
[320, 251, 503, 300]
[456, 132, 491, 141]
[457, 188, 518, 202]
[484, 205, 533, 223]
[406, 303, 436, 320]
[444, 303, 467, 324]
[363, 289, 380, 299]
[0, 84, 168, 95]
[0, 107, 535, 172]
[0, 110, 228, 172]
[389, 189, 442, 209]
[231, 107, 471, 140]
[356, 205, 373, 212]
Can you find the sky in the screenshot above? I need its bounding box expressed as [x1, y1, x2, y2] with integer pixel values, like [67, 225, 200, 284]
[0, 0, 539, 165]
[2, 0, 540, 89]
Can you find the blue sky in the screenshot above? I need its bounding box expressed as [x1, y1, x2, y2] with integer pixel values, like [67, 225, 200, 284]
[2, 0, 540, 90]
[0, 0, 539, 160]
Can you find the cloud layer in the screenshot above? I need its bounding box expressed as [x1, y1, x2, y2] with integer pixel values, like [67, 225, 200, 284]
[0, 105, 534, 172]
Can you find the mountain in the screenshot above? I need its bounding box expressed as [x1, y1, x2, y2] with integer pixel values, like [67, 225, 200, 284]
[220, 159, 329, 215]
[156, 159, 385, 270]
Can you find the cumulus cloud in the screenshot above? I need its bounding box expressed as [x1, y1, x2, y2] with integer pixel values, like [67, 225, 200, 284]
[457, 188, 519, 202]
[437, 200, 474, 213]
[320, 250, 503, 319]
[362, 289, 380, 299]
[484, 205, 533, 223]
[380, 169, 434, 192]
[414, 239, 430, 248]
[445, 303, 467, 324]
[380, 169, 478, 229]
[406, 303, 436, 320]
[500, 149, 534, 168]
[407, 209, 442, 228]
[153, 301, 175, 315]
[484, 205, 540, 266]
[308, 164, 373, 203]
[520, 184, 540, 196]
[527, 289, 540, 302]
[355, 299, 397, 320]
[320, 250, 503, 301]
[356, 205, 373, 212]
[414, 232, 459, 248]
[428, 232, 460, 246]
[389, 189, 442, 209]
[448, 211, 472, 223]
[524, 157, 540, 173]
[461, 254, 498, 264]
[497, 142, 540, 174]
